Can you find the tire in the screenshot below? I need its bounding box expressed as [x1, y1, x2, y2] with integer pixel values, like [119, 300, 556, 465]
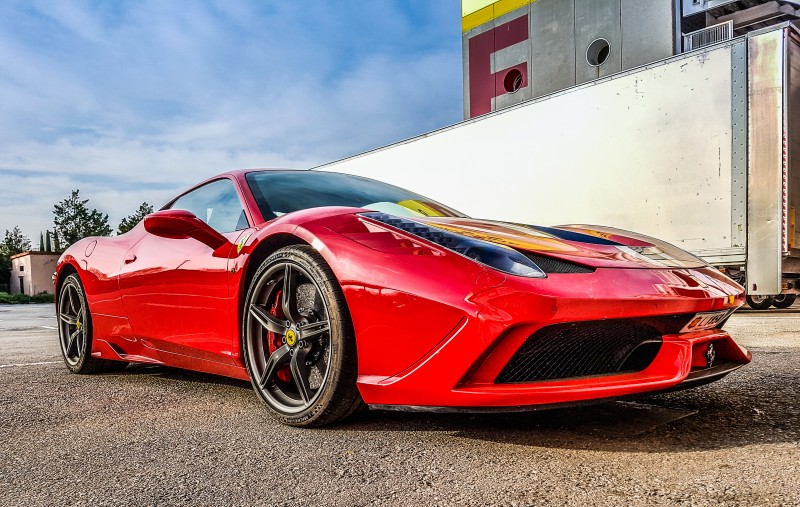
[746, 294, 775, 310]
[242, 245, 364, 427]
[57, 273, 128, 373]
[772, 294, 797, 309]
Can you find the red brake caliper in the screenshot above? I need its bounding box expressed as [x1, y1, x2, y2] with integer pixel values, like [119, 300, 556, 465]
[267, 289, 292, 383]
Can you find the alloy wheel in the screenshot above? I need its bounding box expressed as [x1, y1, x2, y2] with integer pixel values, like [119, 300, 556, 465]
[246, 261, 332, 414]
[58, 280, 87, 366]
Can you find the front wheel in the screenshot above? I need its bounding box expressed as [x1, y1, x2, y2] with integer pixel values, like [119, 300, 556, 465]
[242, 245, 364, 427]
[746, 294, 774, 310]
[772, 294, 797, 309]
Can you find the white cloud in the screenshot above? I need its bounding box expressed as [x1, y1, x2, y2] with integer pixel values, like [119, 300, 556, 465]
[0, 0, 463, 238]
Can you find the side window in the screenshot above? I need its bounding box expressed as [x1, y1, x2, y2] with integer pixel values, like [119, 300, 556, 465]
[169, 179, 249, 233]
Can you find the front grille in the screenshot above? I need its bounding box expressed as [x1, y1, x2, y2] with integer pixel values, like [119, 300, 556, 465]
[521, 252, 594, 274]
[496, 316, 691, 384]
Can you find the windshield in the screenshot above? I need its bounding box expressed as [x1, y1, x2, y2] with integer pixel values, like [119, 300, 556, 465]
[246, 171, 465, 221]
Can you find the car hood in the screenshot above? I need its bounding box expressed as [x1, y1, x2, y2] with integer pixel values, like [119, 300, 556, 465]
[412, 217, 707, 270]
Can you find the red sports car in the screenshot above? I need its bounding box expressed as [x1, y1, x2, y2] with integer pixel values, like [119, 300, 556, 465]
[55, 170, 751, 426]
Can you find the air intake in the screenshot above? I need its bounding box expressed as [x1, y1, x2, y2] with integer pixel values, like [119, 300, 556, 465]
[520, 252, 595, 274]
[496, 315, 692, 384]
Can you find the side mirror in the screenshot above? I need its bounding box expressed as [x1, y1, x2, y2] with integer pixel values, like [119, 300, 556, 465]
[143, 210, 230, 250]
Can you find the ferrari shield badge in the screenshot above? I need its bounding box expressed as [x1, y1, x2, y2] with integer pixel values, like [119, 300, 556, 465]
[237, 232, 252, 254]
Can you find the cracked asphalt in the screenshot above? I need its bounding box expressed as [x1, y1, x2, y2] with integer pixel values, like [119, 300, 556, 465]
[1, 303, 798, 506]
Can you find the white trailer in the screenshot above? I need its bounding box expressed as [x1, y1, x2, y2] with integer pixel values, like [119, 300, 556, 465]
[316, 23, 800, 309]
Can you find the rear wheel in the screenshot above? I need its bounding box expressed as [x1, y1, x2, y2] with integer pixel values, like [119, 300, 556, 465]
[242, 245, 364, 427]
[772, 294, 797, 309]
[57, 273, 127, 373]
[746, 294, 774, 310]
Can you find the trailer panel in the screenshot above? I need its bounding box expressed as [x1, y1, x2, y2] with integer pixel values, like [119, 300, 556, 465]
[747, 29, 785, 294]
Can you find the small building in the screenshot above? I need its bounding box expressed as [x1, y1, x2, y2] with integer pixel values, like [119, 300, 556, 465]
[10, 252, 60, 295]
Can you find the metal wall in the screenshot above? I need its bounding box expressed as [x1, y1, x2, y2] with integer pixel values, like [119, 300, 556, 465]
[747, 28, 785, 294]
[621, 0, 676, 70]
[462, 7, 531, 118]
[462, 0, 677, 117]
[575, 0, 622, 84]
[787, 31, 800, 254]
[529, 0, 575, 97]
[492, 9, 534, 112]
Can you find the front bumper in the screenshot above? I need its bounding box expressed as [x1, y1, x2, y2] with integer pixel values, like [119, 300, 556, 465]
[358, 328, 750, 409]
[355, 266, 750, 409]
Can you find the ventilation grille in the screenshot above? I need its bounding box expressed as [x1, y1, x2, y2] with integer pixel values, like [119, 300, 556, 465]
[496, 316, 692, 384]
[521, 252, 595, 274]
[363, 213, 464, 249]
[683, 21, 733, 51]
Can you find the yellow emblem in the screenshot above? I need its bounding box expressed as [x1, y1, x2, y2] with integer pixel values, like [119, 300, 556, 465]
[237, 233, 252, 254]
[285, 329, 297, 347]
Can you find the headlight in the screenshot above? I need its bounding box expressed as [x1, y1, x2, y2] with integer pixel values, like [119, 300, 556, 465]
[361, 212, 546, 278]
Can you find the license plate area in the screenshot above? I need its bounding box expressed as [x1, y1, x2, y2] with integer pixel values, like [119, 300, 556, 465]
[680, 309, 735, 333]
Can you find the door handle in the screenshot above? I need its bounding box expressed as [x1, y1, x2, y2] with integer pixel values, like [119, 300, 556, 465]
[124, 253, 137, 264]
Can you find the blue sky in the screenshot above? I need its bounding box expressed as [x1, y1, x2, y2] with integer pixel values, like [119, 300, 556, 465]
[0, 0, 463, 240]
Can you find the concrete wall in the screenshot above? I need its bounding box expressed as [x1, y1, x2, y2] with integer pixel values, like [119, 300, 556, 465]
[10, 253, 60, 295]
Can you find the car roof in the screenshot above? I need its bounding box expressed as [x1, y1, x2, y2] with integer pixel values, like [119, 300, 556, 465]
[184, 168, 309, 194]
[215, 167, 308, 178]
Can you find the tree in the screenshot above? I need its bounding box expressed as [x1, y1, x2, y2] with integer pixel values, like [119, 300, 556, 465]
[1, 227, 32, 287]
[45, 230, 52, 253]
[53, 189, 112, 247]
[0, 245, 8, 289]
[3, 226, 32, 255]
[39, 232, 44, 252]
[118, 202, 154, 235]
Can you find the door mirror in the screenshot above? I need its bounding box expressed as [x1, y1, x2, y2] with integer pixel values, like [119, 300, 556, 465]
[144, 210, 230, 250]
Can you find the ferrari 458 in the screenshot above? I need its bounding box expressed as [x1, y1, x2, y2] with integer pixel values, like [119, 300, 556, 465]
[54, 170, 750, 426]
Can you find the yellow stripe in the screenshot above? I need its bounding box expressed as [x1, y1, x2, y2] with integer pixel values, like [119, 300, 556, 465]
[462, 4, 494, 32]
[462, 0, 534, 32]
[462, 0, 495, 16]
[494, 0, 533, 19]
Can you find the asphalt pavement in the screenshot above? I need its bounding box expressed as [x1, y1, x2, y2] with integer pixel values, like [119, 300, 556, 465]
[0, 303, 798, 506]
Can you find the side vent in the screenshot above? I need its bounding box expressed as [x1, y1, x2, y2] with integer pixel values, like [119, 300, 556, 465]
[520, 252, 595, 274]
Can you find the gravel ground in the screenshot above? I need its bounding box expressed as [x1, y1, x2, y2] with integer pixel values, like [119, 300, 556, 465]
[0, 303, 798, 507]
